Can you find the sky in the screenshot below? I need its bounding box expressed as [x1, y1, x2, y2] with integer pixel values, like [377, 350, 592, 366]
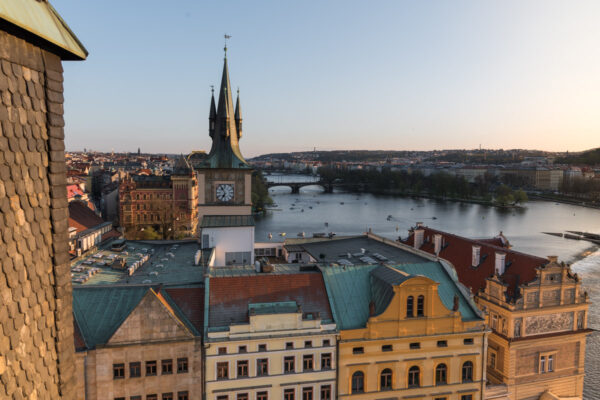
[54, 0, 600, 157]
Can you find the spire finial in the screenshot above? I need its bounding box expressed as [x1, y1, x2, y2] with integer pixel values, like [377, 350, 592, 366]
[237, 87, 240, 96]
[210, 85, 214, 95]
[224, 34, 231, 57]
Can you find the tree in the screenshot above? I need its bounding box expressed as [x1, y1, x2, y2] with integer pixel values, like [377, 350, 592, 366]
[513, 189, 528, 205]
[495, 184, 515, 206]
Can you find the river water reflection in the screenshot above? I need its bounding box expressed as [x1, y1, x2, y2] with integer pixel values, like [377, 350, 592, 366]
[259, 174, 600, 397]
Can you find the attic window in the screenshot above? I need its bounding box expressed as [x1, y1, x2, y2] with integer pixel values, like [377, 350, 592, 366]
[409, 342, 421, 350]
[382, 344, 393, 352]
[353, 347, 364, 354]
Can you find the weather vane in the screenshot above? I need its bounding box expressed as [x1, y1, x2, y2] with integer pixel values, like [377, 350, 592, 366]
[224, 34, 231, 55]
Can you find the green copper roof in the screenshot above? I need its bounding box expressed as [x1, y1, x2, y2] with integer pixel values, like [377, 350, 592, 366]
[0, 0, 87, 60]
[201, 215, 255, 228]
[72, 286, 148, 349]
[320, 261, 481, 330]
[249, 301, 298, 315]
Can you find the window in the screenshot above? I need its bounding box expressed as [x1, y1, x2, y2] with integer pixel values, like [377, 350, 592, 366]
[218, 347, 227, 354]
[131, 397, 142, 400]
[351, 371, 365, 393]
[257, 392, 268, 400]
[146, 361, 157, 376]
[321, 353, 332, 370]
[177, 358, 188, 373]
[462, 361, 473, 382]
[237, 394, 248, 400]
[435, 398, 447, 400]
[435, 363, 447, 385]
[115, 398, 125, 400]
[130, 362, 141, 378]
[417, 295, 424, 316]
[407, 296, 414, 317]
[217, 362, 228, 379]
[237, 360, 249, 377]
[162, 359, 173, 375]
[162, 394, 173, 400]
[322, 339, 330, 347]
[539, 354, 555, 373]
[305, 340, 312, 348]
[258, 344, 267, 352]
[284, 356, 295, 373]
[408, 366, 420, 387]
[177, 392, 188, 400]
[382, 344, 393, 352]
[489, 351, 497, 369]
[238, 345, 247, 353]
[113, 363, 125, 379]
[352, 347, 364, 354]
[548, 355, 554, 372]
[303, 354, 314, 371]
[461, 395, 473, 400]
[284, 389, 295, 400]
[409, 342, 421, 349]
[320, 385, 331, 400]
[147, 396, 157, 400]
[302, 387, 313, 400]
[257, 358, 269, 376]
[380, 368, 392, 390]
[217, 397, 228, 400]
[464, 338, 474, 345]
[437, 340, 448, 348]
[286, 342, 294, 350]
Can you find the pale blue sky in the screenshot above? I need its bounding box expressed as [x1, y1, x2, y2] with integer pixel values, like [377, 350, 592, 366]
[54, 0, 600, 156]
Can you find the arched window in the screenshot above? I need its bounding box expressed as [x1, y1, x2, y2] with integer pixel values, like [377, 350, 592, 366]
[417, 295, 425, 317]
[462, 361, 473, 382]
[408, 366, 420, 387]
[407, 296, 414, 318]
[351, 371, 364, 393]
[380, 368, 392, 390]
[435, 363, 447, 385]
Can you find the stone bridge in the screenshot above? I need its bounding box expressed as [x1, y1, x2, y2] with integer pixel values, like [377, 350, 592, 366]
[266, 180, 334, 193]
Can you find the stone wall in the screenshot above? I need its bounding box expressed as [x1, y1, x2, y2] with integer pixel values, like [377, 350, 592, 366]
[0, 30, 74, 399]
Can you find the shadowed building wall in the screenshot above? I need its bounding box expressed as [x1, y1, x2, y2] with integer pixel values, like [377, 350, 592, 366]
[0, 1, 86, 399]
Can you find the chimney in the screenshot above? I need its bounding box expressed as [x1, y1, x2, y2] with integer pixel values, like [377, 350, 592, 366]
[471, 246, 481, 267]
[495, 252, 506, 275]
[434, 234, 442, 255]
[414, 229, 424, 249]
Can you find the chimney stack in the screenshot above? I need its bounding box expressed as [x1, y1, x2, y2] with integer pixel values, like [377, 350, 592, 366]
[495, 252, 506, 275]
[434, 234, 442, 255]
[414, 229, 424, 249]
[471, 246, 481, 267]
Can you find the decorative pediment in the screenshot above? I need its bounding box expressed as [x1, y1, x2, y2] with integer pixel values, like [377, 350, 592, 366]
[107, 289, 194, 345]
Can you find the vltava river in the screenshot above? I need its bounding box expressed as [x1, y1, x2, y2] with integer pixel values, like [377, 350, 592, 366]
[259, 174, 600, 397]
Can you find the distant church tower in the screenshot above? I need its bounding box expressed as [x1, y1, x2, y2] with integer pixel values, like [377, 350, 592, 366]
[196, 45, 254, 266]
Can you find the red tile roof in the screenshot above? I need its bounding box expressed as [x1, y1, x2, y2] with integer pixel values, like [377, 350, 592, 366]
[208, 273, 333, 328]
[403, 226, 547, 297]
[165, 287, 205, 334]
[68, 201, 104, 233]
[67, 184, 84, 199]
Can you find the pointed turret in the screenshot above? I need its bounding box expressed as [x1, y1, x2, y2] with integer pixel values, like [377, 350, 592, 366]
[203, 49, 249, 169]
[209, 87, 216, 138]
[235, 88, 242, 139]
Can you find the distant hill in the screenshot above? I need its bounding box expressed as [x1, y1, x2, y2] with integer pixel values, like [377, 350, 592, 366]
[555, 148, 600, 166]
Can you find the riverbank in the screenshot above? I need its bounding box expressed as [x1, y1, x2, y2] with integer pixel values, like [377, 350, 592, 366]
[529, 193, 600, 210]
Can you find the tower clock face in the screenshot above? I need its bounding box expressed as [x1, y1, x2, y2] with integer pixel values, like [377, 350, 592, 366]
[216, 184, 234, 202]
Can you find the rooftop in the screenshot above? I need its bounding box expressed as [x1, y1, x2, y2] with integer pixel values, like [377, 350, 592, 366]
[201, 215, 255, 228]
[71, 240, 205, 286]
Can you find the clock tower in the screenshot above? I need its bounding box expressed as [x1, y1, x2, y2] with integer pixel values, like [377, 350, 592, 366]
[196, 46, 255, 266]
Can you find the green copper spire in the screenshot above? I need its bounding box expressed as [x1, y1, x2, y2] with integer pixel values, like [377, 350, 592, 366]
[235, 88, 242, 139]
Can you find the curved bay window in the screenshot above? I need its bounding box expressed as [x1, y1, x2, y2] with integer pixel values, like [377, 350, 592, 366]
[417, 295, 425, 317]
[408, 366, 420, 388]
[406, 296, 414, 318]
[380, 368, 392, 390]
[462, 361, 473, 382]
[435, 363, 447, 385]
[352, 371, 365, 393]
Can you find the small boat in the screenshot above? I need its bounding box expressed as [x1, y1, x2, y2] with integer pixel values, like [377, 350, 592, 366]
[309, 206, 313, 209]
[297, 232, 305, 238]
[268, 233, 272, 239]
[432, 216, 437, 220]
[301, 209, 304, 212]
[324, 222, 329, 227]
[279, 232, 286, 237]
[387, 215, 392, 221]
[340, 202, 344, 205]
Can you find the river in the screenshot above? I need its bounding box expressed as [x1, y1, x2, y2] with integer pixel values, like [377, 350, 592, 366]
[259, 173, 600, 398]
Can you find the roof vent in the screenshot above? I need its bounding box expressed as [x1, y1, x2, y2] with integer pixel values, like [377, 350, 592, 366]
[471, 246, 481, 267]
[495, 252, 506, 275]
[434, 234, 442, 255]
